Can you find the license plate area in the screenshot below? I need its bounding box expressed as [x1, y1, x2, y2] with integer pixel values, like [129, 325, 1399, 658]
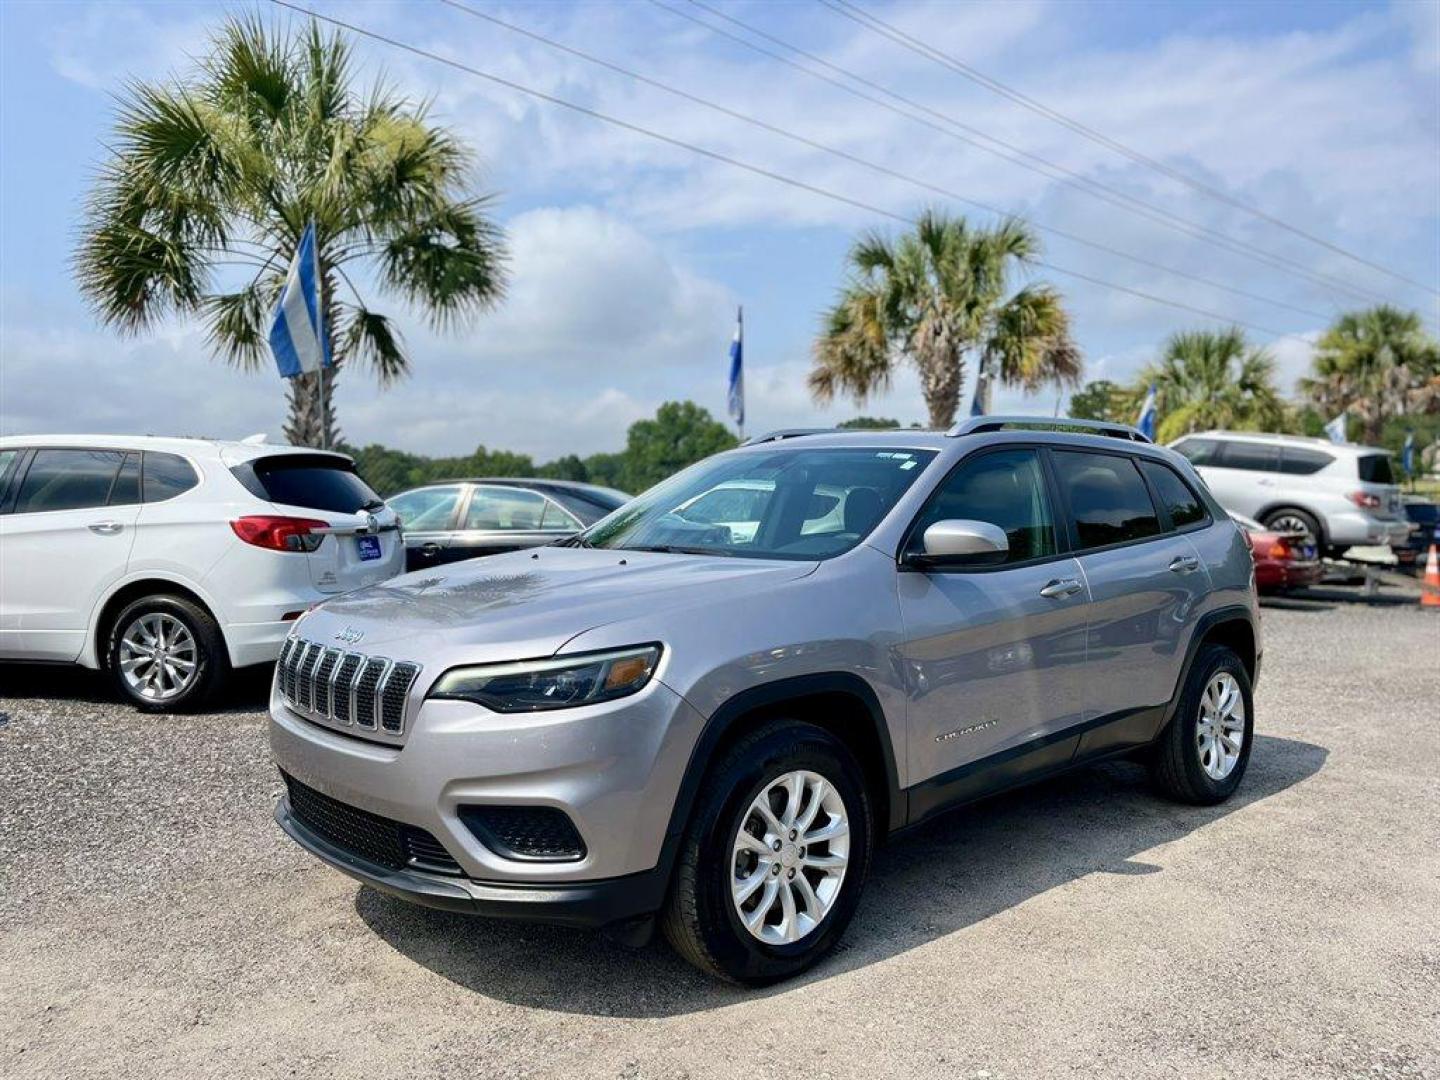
[356, 535, 382, 561]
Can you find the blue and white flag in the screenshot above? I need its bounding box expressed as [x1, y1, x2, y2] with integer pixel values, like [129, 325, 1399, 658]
[1323, 411, 1348, 445]
[727, 306, 744, 430]
[1403, 430, 1415, 474]
[269, 222, 331, 379]
[1136, 383, 1157, 441]
[968, 364, 986, 417]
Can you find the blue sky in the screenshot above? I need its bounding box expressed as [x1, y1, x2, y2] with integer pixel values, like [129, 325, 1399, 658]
[1, 0, 1437, 459]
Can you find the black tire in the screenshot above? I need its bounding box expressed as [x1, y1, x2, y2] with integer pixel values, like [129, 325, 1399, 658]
[1148, 644, 1254, 805]
[661, 720, 874, 985]
[105, 594, 228, 712]
[1260, 507, 1322, 550]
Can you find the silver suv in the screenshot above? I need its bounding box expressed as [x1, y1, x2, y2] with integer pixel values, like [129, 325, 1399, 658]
[1169, 431, 1408, 558]
[270, 418, 1260, 984]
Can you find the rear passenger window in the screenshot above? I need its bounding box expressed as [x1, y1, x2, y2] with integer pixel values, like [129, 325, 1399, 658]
[110, 453, 141, 506]
[13, 449, 126, 513]
[909, 448, 1057, 564]
[465, 487, 549, 531]
[1217, 442, 1280, 472]
[1171, 438, 1220, 466]
[1053, 451, 1161, 549]
[1140, 460, 1207, 529]
[142, 452, 198, 502]
[1279, 447, 1334, 475]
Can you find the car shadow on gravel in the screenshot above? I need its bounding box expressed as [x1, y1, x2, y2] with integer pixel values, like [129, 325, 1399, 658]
[0, 661, 273, 714]
[355, 733, 1327, 1017]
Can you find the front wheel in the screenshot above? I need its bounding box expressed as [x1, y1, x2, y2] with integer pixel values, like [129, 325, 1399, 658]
[106, 595, 228, 712]
[662, 721, 873, 985]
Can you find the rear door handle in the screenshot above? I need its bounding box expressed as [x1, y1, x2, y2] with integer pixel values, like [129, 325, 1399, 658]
[1039, 578, 1083, 599]
[1169, 556, 1201, 573]
[88, 521, 124, 535]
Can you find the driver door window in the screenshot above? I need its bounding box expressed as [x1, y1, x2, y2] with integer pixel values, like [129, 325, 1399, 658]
[908, 449, 1058, 565]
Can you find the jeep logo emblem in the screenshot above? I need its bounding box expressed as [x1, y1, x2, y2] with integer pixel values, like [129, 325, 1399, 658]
[334, 626, 365, 645]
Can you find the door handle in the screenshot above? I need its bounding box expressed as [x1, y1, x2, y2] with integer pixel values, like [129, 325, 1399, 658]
[88, 521, 124, 536]
[1039, 578, 1082, 599]
[420, 542, 441, 557]
[1169, 556, 1201, 573]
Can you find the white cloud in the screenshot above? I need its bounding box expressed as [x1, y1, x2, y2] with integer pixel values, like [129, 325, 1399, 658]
[1, 207, 739, 461]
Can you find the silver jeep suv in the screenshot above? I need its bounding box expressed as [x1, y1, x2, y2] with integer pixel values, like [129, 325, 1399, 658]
[270, 418, 1260, 984]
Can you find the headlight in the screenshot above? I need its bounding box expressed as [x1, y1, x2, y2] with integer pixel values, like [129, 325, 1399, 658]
[428, 645, 662, 713]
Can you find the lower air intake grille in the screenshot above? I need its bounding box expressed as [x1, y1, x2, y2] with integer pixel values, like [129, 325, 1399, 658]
[282, 771, 462, 876]
[459, 805, 587, 862]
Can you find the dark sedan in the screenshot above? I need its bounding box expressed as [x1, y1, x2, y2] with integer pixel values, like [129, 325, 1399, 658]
[387, 478, 629, 571]
[1396, 497, 1440, 573]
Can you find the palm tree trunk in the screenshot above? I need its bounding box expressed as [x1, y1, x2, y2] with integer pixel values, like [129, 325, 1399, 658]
[282, 265, 341, 449]
[283, 369, 339, 449]
[915, 324, 964, 429]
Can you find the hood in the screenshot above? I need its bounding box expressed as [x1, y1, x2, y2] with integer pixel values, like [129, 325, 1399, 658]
[291, 546, 818, 662]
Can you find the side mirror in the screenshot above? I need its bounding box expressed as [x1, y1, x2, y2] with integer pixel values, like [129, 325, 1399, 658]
[909, 519, 1009, 567]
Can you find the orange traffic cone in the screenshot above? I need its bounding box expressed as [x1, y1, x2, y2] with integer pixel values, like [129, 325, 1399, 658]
[1423, 544, 1440, 609]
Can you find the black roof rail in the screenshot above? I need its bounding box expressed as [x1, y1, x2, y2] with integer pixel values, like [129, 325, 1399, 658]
[741, 428, 837, 446]
[946, 415, 1152, 444]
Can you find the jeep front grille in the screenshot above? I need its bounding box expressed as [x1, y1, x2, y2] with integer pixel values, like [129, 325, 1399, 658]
[277, 637, 420, 737]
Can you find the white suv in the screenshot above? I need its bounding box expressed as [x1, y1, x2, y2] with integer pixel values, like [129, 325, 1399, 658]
[0, 436, 404, 709]
[1169, 431, 1408, 557]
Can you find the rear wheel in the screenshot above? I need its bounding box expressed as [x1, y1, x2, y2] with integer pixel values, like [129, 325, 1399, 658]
[662, 721, 873, 985]
[1261, 507, 1321, 551]
[1148, 644, 1254, 805]
[106, 595, 228, 712]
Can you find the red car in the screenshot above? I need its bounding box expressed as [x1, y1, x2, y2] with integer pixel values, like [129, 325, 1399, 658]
[1233, 513, 1324, 593]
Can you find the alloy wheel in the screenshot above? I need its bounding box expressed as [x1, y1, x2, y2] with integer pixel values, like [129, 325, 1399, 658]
[1196, 672, 1245, 781]
[1267, 513, 1316, 547]
[731, 770, 850, 945]
[119, 613, 199, 702]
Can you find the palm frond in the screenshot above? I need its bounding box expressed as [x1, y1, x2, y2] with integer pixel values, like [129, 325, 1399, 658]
[339, 304, 409, 385]
[202, 276, 280, 370]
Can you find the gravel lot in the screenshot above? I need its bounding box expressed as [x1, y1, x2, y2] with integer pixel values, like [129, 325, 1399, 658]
[2, 585, 1437, 1080]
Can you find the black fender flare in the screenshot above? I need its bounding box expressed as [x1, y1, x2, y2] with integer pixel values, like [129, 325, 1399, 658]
[1158, 603, 1260, 736]
[655, 672, 905, 881]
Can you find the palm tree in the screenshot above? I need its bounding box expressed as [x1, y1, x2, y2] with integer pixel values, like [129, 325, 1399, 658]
[1299, 306, 1440, 444]
[1142, 328, 1285, 443]
[76, 16, 507, 448]
[809, 210, 1081, 429]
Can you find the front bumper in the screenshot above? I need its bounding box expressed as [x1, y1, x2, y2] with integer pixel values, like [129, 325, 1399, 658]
[269, 672, 705, 888]
[275, 797, 666, 926]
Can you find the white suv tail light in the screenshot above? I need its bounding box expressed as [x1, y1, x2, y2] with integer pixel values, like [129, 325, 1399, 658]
[231, 515, 328, 552]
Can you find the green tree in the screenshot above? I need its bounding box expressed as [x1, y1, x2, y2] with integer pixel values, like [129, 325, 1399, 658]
[620, 401, 738, 493]
[837, 416, 902, 429]
[1298, 306, 1440, 444]
[1067, 379, 1142, 424]
[1142, 328, 1286, 443]
[581, 452, 627, 491]
[76, 16, 507, 448]
[809, 210, 1081, 429]
[537, 454, 590, 483]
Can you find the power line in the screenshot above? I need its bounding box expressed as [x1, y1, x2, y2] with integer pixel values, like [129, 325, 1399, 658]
[269, 0, 1309, 351]
[822, 0, 1440, 299]
[438, 0, 1332, 323]
[667, 0, 1396, 310]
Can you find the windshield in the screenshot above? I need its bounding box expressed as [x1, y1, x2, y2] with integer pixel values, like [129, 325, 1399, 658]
[577, 446, 937, 560]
